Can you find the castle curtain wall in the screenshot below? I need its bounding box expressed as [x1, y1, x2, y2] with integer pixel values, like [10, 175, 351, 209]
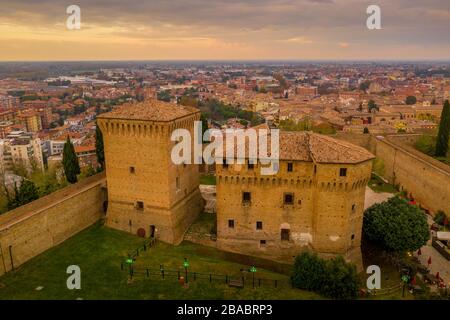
[0, 173, 106, 276]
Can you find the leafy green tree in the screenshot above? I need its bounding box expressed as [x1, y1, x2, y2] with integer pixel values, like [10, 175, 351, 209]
[363, 127, 369, 134]
[321, 256, 359, 300]
[62, 136, 80, 184]
[363, 196, 429, 252]
[6, 179, 39, 210]
[95, 123, 105, 170]
[157, 90, 171, 102]
[359, 81, 370, 92]
[435, 100, 450, 157]
[291, 252, 326, 291]
[368, 100, 378, 112]
[405, 96, 417, 105]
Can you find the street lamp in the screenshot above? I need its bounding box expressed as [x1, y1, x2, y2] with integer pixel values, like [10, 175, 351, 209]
[126, 257, 134, 278]
[183, 258, 189, 283]
[401, 275, 409, 297]
[250, 266, 257, 288]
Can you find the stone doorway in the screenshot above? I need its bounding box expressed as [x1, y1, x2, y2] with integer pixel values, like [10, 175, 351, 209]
[150, 225, 156, 238]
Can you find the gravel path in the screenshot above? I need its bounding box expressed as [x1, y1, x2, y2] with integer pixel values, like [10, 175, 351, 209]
[364, 186, 395, 210]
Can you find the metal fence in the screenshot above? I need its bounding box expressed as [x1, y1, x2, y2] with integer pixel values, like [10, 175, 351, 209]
[121, 264, 291, 289]
[123, 237, 157, 264]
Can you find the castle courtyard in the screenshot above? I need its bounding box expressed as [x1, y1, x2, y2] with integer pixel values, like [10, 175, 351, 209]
[0, 222, 412, 300]
[0, 223, 322, 300]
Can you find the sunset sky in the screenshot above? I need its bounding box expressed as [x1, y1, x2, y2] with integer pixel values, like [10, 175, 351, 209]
[0, 0, 449, 61]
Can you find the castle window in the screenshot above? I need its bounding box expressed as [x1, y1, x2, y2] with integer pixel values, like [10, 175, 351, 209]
[281, 229, 290, 241]
[129, 166, 135, 174]
[228, 219, 235, 228]
[351, 204, 356, 213]
[242, 192, 251, 203]
[283, 193, 294, 205]
[340, 168, 347, 177]
[176, 177, 180, 190]
[351, 234, 355, 240]
[223, 159, 229, 169]
[247, 163, 254, 170]
[260, 240, 266, 247]
[287, 162, 293, 172]
[256, 221, 263, 230]
[136, 201, 144, 211]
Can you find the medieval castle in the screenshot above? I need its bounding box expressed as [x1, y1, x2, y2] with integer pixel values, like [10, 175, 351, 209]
[97, 99, 374, 266]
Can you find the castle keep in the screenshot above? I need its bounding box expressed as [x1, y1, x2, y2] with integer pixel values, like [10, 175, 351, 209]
[97, 100, 202, 244]
[215, 131, 374, 264]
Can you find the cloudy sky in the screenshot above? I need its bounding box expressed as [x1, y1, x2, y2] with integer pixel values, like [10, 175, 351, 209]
[0, 0, 449, 61]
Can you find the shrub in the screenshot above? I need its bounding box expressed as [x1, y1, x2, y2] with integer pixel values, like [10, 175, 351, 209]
[291, 252, 326, 291]
[321, 256, 359, 300]
[291, 253, 359, 300]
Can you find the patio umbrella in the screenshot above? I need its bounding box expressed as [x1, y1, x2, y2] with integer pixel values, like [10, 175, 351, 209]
[417, 248, 421, 255]
[411, 277, 416, 285]
[427, 257, 432, 265]
[436, 272, 440, 280]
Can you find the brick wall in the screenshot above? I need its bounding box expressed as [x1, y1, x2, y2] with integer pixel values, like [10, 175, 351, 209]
[335, 132, 450, 215]
[0, 173, 106, 276]
[375, 137, 450, 214]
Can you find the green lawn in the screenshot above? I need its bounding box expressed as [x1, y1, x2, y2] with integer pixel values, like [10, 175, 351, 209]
[368, 174, 397, 194]
[199, 174, 216, 185]
[0, 223, 322, 300]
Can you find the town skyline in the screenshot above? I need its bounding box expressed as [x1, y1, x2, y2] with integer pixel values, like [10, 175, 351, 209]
[0, 0, 449, 61]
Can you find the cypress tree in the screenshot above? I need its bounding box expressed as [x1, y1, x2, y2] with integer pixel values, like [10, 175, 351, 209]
[435, 100, 450, 157]
[95, 123, 105, 170]
[62, 136, 80, 183]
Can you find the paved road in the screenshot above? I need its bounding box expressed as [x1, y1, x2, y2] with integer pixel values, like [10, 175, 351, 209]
[417, 215, 450, 286]
[416, 244, 450, 285]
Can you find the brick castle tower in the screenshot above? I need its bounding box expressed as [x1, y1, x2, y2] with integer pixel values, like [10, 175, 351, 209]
[97, 99, 202, 244]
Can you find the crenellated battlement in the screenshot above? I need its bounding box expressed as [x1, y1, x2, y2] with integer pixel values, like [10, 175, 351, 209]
[97, 113, 200, 138]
